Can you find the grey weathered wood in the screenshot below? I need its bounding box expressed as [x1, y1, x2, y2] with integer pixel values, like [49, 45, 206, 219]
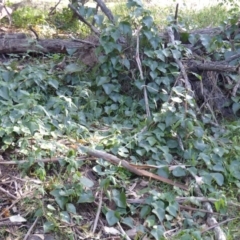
[0, 38, 86, 54]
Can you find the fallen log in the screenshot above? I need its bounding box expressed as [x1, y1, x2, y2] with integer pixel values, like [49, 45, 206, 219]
[0, 38, 90, 54]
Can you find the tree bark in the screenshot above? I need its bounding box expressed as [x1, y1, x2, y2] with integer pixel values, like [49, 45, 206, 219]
[0, 38, 88, 54]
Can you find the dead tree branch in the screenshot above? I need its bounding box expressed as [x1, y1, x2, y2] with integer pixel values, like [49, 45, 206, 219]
[136, 27, 151, 117]
[194, 185, 226, 240]
[93, 0, 114, 24]
[68, 3, 100, 36]
[167, 27, 192, 91]
[79, 145, 188, 190]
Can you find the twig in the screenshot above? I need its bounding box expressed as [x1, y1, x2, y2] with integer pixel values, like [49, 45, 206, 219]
[117, 222, 131, 240]
[92, 190, 103, 233]
[232, 68, 240, 96]
[23, 217, 39, 240]
[219, 53, 240, 64]
[69, 35, 99, 46]
[0, 186, 17, 200]
[174, 3, 179, 24]
[187, 60, 237, 73]
[127, 197, 240, 208]
[0, 221, 22, 226]
[0, 156, 95, 165]
[135, 27, 151, 117]
[201, 217, 238, 234]
[48, 0, 61, 15]
[29, 25, 39, 40]
[92, 3, 99, 26]
[79, 146, 188, 190]
[0, 199, 20, 218]
[167, 75, 182, 102]
[68, 4, 100, 36]
[164, 227, 179, 238]
[167, 27, 192, 92]
[2, 3, 12, 26]
[93, 0, 114, 24]
[194, 185, 226, 240]
[179, 205, 225, 216]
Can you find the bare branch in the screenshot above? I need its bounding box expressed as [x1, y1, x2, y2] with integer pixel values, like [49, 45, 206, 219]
[68, 3, 100, 36]
[79, 145, 188, 190]
[135, 27, 151, 117]
[93, 0, 114, 24]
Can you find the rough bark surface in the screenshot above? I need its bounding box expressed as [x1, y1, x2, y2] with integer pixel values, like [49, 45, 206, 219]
[0, 38, 87, 54]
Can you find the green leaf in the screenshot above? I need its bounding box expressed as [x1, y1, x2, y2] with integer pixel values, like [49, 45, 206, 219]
[212, 163, 224, 172]
[144, 50, 154, 58]
[164, 152, 173, 163]
[214, 198, 226, 212]
[194, 140, 207, 151]
[150, 71, 158, 80]
[140, 205, 151, 218]
[162, 49, 171, 57]
[157, 167, 169, 178]
[233, 102, 240, 114]
[80, 176, 94, 188]
[146, 136, 157, 146]
[102, 83, 116, 95]
[48, 79, 59, 89]
[97, 76, 109, 86]
[66, 203, 76, 214]
[66, 48, 77, 55]
[155, 50, 165, 62]
[150, 36, 160, 49]
[166, 202, 179, 217]
[25, 121, 39, 135]
[152, 207, 165, 221]
[65, 63, 83, 74]
[167, 140, 178, 148]
[194, 127, 204, 138]
[180, 32, 190, 43]
[103, 42, 121, 54]
[94, 14, 104, 26]
[60, 211, 70, 223]
[229, 160, 240, 180]
[145, 215, 156, 227]
[55, 196, 68, 209]
[77, 191, 94, 203]
[171, 49, 181, 59]
[136, 149, 146, 156]
[142, 16, 153, 28]
[0, 86, 9, 100]
[147, 82, 159, 93]
[106, 210, 120, 226]
[118, 146, 129, 157]
[43, 221, 55, 233]
[34, 208, 43, 217]
[213, 147, 225, 157]
[150, 225, 164, 240]
[212, 173, 224, 186]
[112, 189, 127, 208]
[198, 152, 211, 166]
[172, 167, 186, 177]
[119, 21, 132, 35]
[122, 217, 134, 228]
[121, 58, 130, 70]
[149, 61, 158, 71]
[111, 30, 121, 42]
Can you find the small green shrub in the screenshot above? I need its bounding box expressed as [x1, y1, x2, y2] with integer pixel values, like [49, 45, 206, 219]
[12, 7, 47, 28]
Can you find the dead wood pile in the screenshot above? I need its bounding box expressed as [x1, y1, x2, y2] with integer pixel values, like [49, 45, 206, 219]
[0, 0, 239, 120]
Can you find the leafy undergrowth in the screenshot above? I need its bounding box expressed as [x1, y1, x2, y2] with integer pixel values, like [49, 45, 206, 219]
[1, 1, 240, 240]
